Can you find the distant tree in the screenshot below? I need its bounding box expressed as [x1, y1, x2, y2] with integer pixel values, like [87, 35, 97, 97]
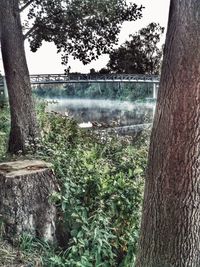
[0, 0, 143, 153]
[106, 23, 164, 74]
[99, 68, 110, 74]
[90, 68, 97, 74]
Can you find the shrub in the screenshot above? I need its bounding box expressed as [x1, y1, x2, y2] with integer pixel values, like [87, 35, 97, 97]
[0, 104, 148, 266]
[36, 109, 147, 266]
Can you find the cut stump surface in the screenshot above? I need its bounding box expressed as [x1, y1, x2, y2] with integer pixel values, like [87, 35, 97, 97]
[0, 160, 57, 243]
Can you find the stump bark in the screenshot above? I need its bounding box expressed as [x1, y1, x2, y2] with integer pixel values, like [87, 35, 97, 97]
[0, 160, 57, 243]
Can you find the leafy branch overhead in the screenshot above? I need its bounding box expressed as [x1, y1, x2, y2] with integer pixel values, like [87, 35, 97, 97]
[20, 0, 143, 65]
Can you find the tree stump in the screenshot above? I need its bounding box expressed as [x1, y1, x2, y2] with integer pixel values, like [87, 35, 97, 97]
[0, 160, 57, 243]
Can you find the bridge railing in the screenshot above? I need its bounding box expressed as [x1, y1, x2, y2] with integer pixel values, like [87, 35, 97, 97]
[0, 74, 160, 85]
[29, 73, 160, 84]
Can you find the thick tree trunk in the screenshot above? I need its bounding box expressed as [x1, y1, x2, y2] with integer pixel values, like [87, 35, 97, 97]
[135, 1, 200, 266]
[0, 0, 38, 154]
[0, 160, 57, 243]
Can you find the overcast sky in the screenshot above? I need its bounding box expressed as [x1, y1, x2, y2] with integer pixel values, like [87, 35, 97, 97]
[0, 0, 170, 74]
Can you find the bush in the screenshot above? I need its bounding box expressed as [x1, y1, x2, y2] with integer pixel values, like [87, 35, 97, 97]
[0, 104, 148, 266]
[35, 108, 147, 266]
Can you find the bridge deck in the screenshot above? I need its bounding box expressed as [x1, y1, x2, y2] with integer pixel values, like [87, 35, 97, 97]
[30, 74, 160, 84]
[0, 74, 160, 85]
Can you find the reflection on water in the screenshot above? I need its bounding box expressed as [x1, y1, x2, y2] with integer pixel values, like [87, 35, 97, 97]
[45, 98, 156, 127]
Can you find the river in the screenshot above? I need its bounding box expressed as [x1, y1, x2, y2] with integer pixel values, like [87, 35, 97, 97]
[44, 98, 156, 129]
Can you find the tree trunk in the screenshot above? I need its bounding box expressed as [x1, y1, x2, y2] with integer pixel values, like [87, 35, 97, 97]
[0, 160, 57, 243]
[0, 0, 38, 154]
[135, 1, 200, 266]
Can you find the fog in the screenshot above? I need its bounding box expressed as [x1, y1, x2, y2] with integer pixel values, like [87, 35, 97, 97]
[45, 98, 156, 128]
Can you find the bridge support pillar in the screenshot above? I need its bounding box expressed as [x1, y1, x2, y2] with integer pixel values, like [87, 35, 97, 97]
[0, 77, 8, 106]
[0, 77, 5, 104]
[3, 77, 8, 99]
[153, 83, 158, 99]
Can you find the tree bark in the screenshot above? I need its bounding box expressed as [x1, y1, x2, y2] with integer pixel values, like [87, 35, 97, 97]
[0, 0, 38, 154]
[135, 1, 200, 266]
[0, 160, 57, 243]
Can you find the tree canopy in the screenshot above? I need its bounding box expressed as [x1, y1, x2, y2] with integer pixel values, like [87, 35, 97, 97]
[21, 0, 143, 65]
[106, 22, 164, 74]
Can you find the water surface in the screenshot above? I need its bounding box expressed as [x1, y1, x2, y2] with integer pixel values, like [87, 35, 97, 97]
[45, 98, 156, 127]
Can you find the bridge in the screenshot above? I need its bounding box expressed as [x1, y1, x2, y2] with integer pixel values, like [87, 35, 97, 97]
[29, 73, 160, 84]
[0, 73, 160, 99]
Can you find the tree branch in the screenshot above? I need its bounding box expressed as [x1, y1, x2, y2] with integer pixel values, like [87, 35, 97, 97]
[23, 24, 37, 40]
[19, 0, 35, 12]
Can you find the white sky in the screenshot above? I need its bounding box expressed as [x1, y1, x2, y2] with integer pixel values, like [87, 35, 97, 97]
[0, 0, 170, 74]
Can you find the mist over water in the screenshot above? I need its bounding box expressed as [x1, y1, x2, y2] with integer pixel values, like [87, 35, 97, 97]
[45, 97, 156, 127]
[46, 98, 155, 110]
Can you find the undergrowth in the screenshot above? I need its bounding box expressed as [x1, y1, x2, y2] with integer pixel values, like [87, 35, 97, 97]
[0, 103, 148, 266]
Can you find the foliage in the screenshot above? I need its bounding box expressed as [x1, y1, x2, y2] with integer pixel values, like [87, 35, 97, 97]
[22, 0, 143, 65]
[105, 22, 164, 74]
[33, 82, 154, 101]
[0, 104, 148, 266]
[37, 107, 147, 266]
